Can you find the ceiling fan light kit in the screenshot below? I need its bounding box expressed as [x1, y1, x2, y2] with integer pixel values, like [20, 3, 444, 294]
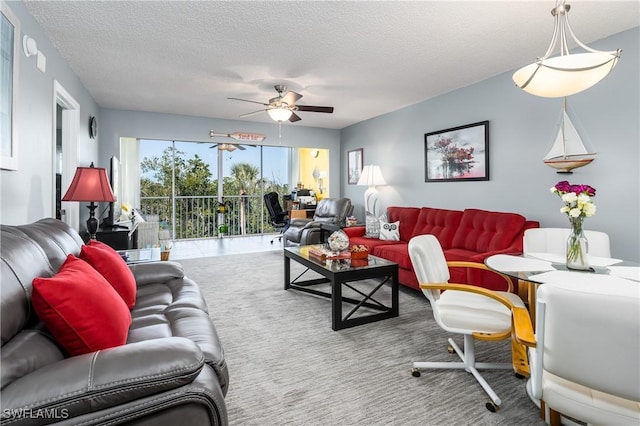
[512, 0, 621, 98]
[217, 143, 237, 152]
[229, 85, 334, 124]
[267, 107, 293, 122]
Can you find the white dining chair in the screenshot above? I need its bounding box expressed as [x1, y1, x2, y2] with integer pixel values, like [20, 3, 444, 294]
[408, 234, 527, 412]
[523, 227, 611, 258]
[513, 278, 640, 425]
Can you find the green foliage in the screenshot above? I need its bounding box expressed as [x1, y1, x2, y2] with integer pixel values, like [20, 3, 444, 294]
[141, 147, 217, 197]
[139, 147, 290, 239]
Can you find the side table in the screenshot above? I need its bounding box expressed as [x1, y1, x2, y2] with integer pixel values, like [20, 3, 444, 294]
[96, 227, 138, 250]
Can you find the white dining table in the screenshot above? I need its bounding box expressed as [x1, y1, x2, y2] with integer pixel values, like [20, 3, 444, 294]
[485, 253, 639, 323]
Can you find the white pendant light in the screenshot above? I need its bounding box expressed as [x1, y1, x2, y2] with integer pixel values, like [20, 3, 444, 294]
[512, 1, 621, 98]
[267, 107, 293, 122]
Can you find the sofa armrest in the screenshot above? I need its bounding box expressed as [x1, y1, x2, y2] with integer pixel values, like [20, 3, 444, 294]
[343, 226, 365, 238]
[1, 337, 204, 420]
[319, 223, 340, 233]
[289, 218, 312, 227]
[130, 261, 184, 286]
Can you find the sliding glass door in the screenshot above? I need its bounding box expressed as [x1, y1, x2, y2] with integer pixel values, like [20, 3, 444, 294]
[134, 139, 291, 240]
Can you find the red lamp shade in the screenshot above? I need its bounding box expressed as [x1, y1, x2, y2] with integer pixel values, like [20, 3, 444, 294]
[62, 163, 116, 239]
[62, 163, 115, 202]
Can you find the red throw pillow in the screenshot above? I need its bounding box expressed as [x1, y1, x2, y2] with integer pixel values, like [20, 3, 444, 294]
[32, 255, 132, 356]
[80, 240, 136, 309]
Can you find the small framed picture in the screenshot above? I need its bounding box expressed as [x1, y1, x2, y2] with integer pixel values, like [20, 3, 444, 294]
[424, 121, 489, 182]
[347, 148, 363, 184]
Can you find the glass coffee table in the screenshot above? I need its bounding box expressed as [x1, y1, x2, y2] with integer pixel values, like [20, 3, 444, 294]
[117, 248, 158, 264]
[284, 245, 399, 330]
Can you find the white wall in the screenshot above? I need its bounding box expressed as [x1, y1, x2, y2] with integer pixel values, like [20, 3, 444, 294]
[341, 27, 639, 261]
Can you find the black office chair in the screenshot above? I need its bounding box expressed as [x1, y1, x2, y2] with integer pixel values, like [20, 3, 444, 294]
[264, 192, 289, 244]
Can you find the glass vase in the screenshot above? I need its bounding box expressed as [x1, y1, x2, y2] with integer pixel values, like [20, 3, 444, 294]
[566, 218, 590, 270]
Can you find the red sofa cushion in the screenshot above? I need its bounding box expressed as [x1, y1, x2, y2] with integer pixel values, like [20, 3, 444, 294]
[31, 255, 132, 356]
[351, 237, 404, 252]
[343, 226, 365, 239]
[372, 243, 412, 270]
[451, 209, 526, 252]
[80, 239, 137, 309]
[411, 207, 464, 249]
[386, 206, 420, 242]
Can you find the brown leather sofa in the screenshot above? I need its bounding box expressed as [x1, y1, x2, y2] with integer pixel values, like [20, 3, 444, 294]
[1, 218, 228, 425]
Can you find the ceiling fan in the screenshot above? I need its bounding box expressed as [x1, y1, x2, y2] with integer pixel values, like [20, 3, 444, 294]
[228, 85, 334, 123]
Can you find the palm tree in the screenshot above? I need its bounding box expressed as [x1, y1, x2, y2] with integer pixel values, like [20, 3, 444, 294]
[229, 163, 259, 235]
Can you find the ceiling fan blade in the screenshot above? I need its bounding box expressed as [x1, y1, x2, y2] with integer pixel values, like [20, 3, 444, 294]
[281, 91, 302, 106]
[239, 109, 266, 118]
[208, 144, 219, 149]
[228, 97, 269, 106]
[295, 105, 334, 114]
[234, 144, 246, 150]
[289, 112, 302, 123]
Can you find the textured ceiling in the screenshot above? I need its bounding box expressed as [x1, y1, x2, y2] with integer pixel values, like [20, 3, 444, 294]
[23, 1, 639, 130]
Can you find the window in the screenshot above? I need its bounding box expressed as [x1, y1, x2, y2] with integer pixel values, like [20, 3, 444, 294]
[1, 6, 19, 170]
[134, 139, 293, 239]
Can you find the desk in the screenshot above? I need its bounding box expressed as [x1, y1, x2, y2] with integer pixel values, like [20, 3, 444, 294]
[486, 253, 639, 323]
[289, 209, 315, 219]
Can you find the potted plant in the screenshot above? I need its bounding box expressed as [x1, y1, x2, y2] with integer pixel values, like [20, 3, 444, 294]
[214, 198, 232, 214]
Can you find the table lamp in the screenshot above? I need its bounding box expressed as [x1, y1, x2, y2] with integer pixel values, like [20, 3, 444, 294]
[357, 164, 386, 216]
[62, 162, 116, 239]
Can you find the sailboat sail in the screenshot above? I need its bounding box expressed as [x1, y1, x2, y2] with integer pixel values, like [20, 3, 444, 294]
[544, 111, 591, 160]
[543, 99, 595, 173]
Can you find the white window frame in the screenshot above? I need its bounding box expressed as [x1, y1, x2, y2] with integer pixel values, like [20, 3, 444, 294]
[1, 3, 19, 170]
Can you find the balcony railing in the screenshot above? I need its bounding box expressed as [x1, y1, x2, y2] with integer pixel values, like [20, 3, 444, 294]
[140, 195, 277, 240]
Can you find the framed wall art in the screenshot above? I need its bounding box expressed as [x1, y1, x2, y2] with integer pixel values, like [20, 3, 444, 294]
[347, 148, 363, 184]
[424, 121, 489, 182]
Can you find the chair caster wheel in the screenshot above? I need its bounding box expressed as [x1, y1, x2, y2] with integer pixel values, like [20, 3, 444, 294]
[411, 368, 421, 377]
[447, 346, 455, 354]
[485, 402, 499, 412]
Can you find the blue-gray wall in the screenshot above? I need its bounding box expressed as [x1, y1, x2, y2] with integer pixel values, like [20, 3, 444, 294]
[341, 27, 639, 261]
[0, 1, 99, 225]
[3, 0, 638, 261]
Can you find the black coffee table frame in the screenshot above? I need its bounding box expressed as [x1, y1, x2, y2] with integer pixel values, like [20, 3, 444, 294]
[284, 246, 399, 330]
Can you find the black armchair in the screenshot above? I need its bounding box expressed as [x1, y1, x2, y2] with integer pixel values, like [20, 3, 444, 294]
[283, 197, 352, 246]
[264, 192, 289, 244]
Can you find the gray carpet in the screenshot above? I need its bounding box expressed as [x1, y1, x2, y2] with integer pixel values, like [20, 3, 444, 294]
[179, 251, 545, 425]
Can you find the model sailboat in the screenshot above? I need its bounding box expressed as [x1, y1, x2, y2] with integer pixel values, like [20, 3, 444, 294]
[544, 98, 595, 173]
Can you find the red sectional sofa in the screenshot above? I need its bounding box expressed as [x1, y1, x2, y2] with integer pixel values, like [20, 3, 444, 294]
[343, 206, 539, 292]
